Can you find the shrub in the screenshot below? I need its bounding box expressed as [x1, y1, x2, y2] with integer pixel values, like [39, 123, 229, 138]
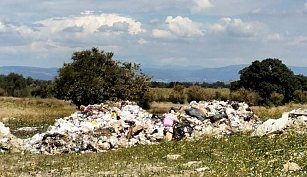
[293, 90, 307, 103]
[230, 88, 260, 106]
[169, 85, 185, 104]
[269, 92, 284, 106]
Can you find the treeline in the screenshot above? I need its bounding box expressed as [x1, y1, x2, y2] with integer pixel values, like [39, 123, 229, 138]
[2, 53, 307, 108]
[150, 81, 229, 88]
[0, 73, 53, 98]
[146, 86, 231, 104]
[0, 72, 230, 99]
[147, 59, 307, 106]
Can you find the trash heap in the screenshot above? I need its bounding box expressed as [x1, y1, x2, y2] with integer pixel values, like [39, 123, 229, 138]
[0, 122, 23, 153]
[22, 100, 259, 154]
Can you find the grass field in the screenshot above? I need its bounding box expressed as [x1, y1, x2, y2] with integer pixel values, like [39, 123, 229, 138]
[0, 97, 75, 138]
[0, 97, 306, 176]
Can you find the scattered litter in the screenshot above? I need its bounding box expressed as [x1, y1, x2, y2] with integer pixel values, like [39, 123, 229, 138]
[195, 167, 209, 172]
[252, 113, 289, 136]
[283, 161, 301, 172]
[15, 127, 38, 132]
[0, 122, 10, 137]
[184, 161, 202, 167]
[166, 154, 182, 160]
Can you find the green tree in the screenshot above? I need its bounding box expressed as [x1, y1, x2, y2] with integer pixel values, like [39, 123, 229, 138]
[3, 73, 28, 97]
[295, 74, 307, 91]
[30, 80, 54, 98]
[293, 90, 307, 103]
[54, 47, 150, 107]
[238, 58, 299, 105]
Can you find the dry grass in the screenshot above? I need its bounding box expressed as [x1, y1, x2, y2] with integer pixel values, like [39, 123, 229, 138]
[252, 102, 307, 121]
[149, 101, 184, 114]
[0, 97, 75, 132]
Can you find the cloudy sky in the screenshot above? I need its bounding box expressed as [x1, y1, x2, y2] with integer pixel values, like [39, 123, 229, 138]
[1, 0, 307, 68]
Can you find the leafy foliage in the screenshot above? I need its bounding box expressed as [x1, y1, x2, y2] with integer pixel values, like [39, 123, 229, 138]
[54, 47, 150, 107]
[2, 73, 28, 97]
[237, 58, 300, 105]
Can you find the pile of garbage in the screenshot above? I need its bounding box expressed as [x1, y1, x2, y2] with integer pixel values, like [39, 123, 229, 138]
[1, 100, 306, 154]
[21, 100, 258, 154]
[0, 122, 23, 153]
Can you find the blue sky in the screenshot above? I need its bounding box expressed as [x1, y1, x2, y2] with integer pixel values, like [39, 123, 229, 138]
[1, 0, 307, 68]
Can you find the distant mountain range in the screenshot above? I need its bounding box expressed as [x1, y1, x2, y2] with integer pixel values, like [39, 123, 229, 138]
[0, 66, 58, 80]
[0, 65, 307, 83]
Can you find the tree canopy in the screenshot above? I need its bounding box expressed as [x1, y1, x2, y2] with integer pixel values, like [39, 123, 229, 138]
[235, 58, 300, 104]
[54, 47, 150, 107]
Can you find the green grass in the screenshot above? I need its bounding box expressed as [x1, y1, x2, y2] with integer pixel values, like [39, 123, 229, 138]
[1, 133, 306, 176]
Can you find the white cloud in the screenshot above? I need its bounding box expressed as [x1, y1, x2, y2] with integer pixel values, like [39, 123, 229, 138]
[191, 0, 213, 13]
[152, 16, 204, 38]
[152, 29, 172, 38]
[166, 16, 204, 36]
[209, 17, 264, 37]
[36, 13, 144, 35]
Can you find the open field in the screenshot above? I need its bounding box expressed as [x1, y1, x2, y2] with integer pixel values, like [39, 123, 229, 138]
[0, 97, 306, 176]
[0, 97, 75, 137]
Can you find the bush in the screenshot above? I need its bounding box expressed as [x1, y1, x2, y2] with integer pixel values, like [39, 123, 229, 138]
[0, 88, 5, 96]
[186, 86, 214, 102]
[270, 92, 284, 106]
[293, 90, 307, 103]
[145, 88, 171, 102]
[169, 85, 185, 104]
[230, 88, 260, 106]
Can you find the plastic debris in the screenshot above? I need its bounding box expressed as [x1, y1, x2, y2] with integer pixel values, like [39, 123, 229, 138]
[0, 122, 10, 137]
[166, 154, 182, 160]
[283, 161, 301, 172]
[252, 112, 289, 136]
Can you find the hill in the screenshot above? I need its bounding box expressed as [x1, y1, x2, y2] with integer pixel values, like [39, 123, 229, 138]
[0, 66, 58, 80]
[1, 65, 306, 82]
